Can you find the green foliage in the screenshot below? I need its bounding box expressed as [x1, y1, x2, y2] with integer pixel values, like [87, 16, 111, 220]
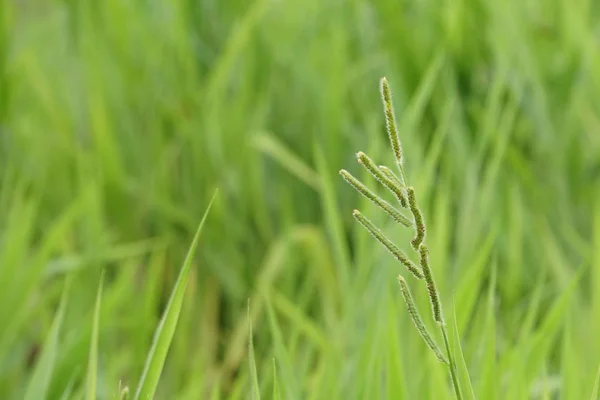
[86, 270, 104, 400]
[134, 192, 216, 399]
[247, 302, 260, 400]
[23, 278, 71, 400]
[341, 78, 462, 398]
[1, 0, 599, 398]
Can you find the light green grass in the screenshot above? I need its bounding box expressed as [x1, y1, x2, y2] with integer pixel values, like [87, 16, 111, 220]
[1, 0, 599, 398]
[85, 269, 104, 400]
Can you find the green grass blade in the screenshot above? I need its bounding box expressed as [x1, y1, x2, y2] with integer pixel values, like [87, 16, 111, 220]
[24, 277, 72, 400]
[272, 358, 280, 400]
[590, 364, 600, 400]
[133, 190, 218, 400]
[478, 261, 498, 399]
[265, 295, 300, 398]
[58, 368, 81, 400]
[269, 290, 328, 350]
[384, 297, 408, 399]
[454, 227, 498, 334]
[314, 143, 352, 296]
[248, 300, 261, 400]
[253, 132, 321, 191]
[525, 270, 582, 379]
[86, 270, 105, 400]
[452, 300, 476, 400]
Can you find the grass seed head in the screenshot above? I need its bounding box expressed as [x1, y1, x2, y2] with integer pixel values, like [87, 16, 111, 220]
[380, 77, 403, 168]
[397, 275, 448, 364]
[379, 165, 408, 207]
[356, 152, 408, 208]
[419, 244, 444, 325]
[407, 187, 426, 250]
[352, 210, 424, 279]
[340, 169, 412, 227]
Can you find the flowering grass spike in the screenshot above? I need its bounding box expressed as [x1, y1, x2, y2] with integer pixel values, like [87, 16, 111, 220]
[340, 77, 464, 399]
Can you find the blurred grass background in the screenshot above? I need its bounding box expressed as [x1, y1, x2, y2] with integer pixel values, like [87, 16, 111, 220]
[1, 0, 600, 398]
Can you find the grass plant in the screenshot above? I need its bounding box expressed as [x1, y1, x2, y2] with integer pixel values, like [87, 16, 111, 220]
[341, 78, 462, 398]
[1, 1, 600, 398]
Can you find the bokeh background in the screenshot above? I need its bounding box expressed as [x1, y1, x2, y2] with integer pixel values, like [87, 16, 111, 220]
[1, 0, 600, 399]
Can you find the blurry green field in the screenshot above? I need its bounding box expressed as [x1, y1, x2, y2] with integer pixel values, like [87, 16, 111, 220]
[1, 0, 600, 398]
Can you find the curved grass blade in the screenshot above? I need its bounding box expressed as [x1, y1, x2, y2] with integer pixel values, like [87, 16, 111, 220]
[133, 190, 218, 400]
[86, 270, 105, 400]
[253, 132, 321, 191]
[24, 277, 72, 400]
[248, 300, 261, 400]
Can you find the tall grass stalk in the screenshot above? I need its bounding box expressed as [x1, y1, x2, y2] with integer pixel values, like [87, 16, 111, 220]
[340, 77, 464, 399]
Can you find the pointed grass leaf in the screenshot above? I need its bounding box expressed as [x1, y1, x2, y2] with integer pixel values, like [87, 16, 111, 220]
[265, 296, 301, 399]
[133, 190, 218, 400]
[248, 300, 261, 400]
[24, 277, 72, 400]
[86, 270, 105, 400]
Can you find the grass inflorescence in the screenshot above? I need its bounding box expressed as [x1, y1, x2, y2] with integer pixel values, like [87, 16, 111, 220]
[340, 77, 463, 399]
[3, 1, 599, 397]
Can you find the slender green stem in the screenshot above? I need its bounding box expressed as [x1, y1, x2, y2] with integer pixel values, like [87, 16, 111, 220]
[440, 324, 462, 400]
[397, 165, 408, 188]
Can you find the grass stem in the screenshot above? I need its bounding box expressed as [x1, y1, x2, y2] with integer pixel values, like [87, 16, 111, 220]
[441, 324, 463, 400]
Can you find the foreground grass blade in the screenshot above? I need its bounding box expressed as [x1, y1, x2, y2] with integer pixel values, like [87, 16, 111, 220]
[24, 277, 72, 400]
[133, 191, 218, 400]
[248, 301, 261, 400]
[86, 270, 105, 400]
